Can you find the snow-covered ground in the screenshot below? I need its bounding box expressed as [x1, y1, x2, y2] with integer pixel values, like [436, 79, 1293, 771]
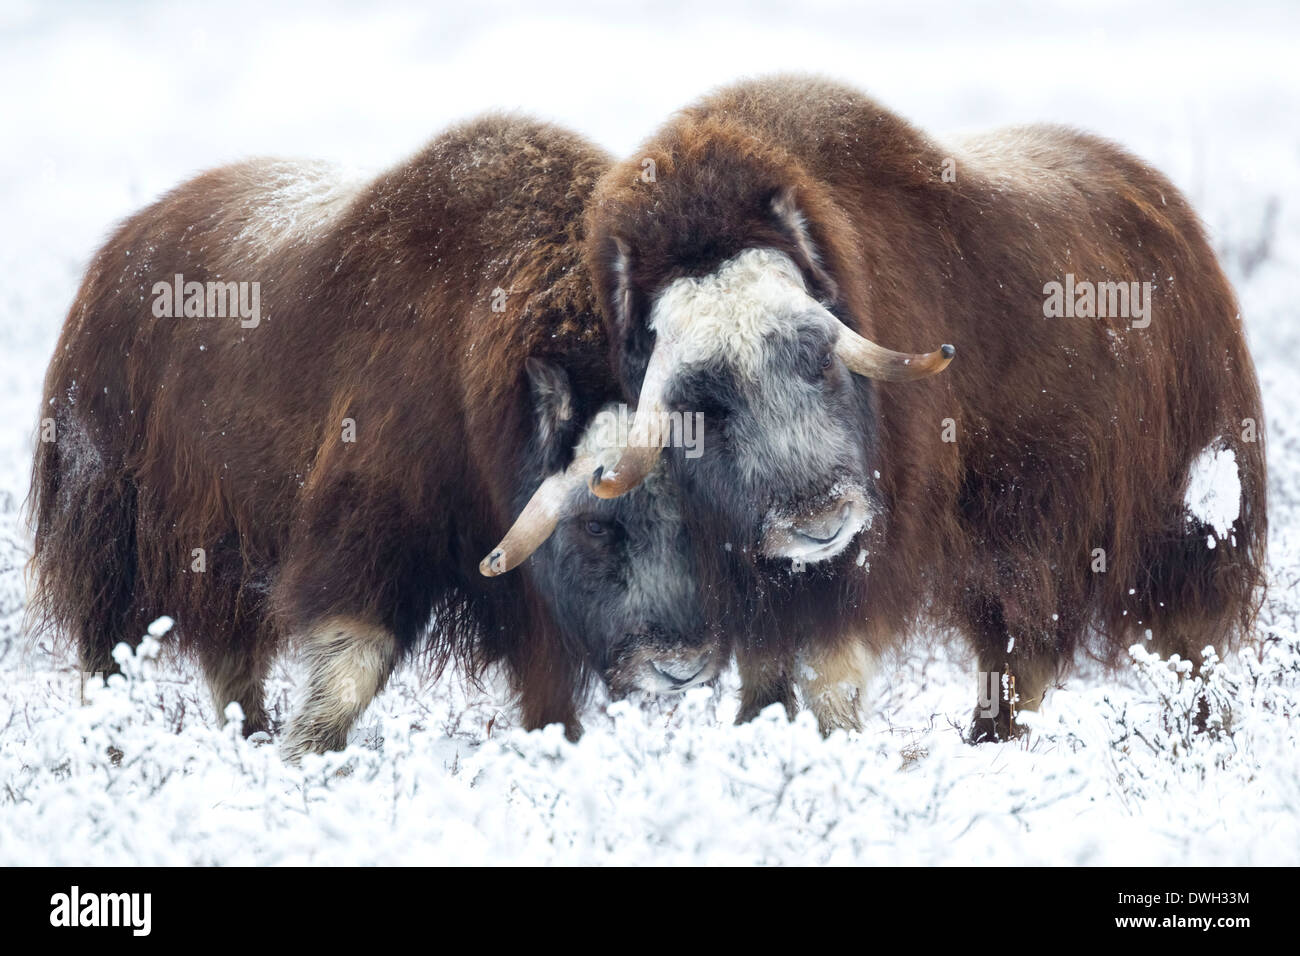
[1, 0, 1297, 864]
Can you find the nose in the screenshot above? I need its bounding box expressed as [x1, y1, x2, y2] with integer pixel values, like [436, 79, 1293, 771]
[649, 651, 713, 690]
[792, 499, 857, 544]
[763, 492, 868, 563]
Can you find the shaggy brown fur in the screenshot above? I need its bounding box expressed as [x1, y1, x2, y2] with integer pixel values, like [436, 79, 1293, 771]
[585, 75, 1267, 739]
[28, 114, 622, 743]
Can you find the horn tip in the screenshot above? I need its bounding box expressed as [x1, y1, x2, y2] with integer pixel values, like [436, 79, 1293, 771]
[940, 344, 955, 359]
[479, 549, 506, 577]
[588, 465, 620, 499]
[589, 478, 620, 499]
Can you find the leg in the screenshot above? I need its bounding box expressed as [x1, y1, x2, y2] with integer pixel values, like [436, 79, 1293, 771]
[795, 635, 878, 735]
[28, 437, 141, 687]
[1140, 601, 1225, 735]
[281, 616, 399, 762]
[509, 627, 583, 741]
[68, 490, 140, 687]
[517, 680, 582, 742]
[965, 596, 1061, 742]
[78, 611, 144, 705]
[735, 644, 797, 724]
[968, 663, 1057, 742]
[201, 638, 273, 736]
[272, 481, 439, 759]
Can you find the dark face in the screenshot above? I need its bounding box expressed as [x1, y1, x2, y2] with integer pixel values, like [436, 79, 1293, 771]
[635, 248, 878, 569]
[514, 360, 722, 695]
[665, 315, 879, 569]
[533, 470, 721, 695]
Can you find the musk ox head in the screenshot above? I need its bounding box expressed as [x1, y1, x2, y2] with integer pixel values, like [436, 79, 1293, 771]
[480, 359, 722, 695]
[586, 185, 952, 570]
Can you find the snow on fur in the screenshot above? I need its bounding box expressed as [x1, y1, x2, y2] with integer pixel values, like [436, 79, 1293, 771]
[1185, 444, 1242, 539]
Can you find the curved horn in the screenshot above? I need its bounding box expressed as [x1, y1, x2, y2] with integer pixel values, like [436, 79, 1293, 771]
[479, 454, 594, 577]
[836, 325, 955, 381]
[588, 341, 673, 499]
[588, 442, 663, 500]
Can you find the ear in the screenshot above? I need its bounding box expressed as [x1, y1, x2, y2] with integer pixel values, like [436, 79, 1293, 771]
[525, 357, 576, 471]
[605, 235, 656, 397]
[608, 235, 635, 338]
[770, 186, 839, 303]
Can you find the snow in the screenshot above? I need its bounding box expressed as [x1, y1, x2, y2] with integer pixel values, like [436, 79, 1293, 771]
[1185, 444, 1242, 539]
[146, 617, 174, 638]
[1, 0, 1299, 865]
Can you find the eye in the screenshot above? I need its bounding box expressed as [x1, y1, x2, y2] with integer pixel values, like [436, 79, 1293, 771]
[820, 352, 834, 372]
[584, 519, 609, 537]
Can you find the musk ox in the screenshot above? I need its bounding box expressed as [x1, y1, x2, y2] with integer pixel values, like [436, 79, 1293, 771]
[28, 114, 720, 760]
[583, 74, 1266, 739]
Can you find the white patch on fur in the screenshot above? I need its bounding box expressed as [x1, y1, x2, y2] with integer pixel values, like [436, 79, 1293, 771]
[235, 161, 364, 255]
[948, 127, 1082, 197]
[282, 617, 397, 761]
[648, 248, 822, 377]
[1184, 443, 1241, 539]
[795, 639, 878, 735]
